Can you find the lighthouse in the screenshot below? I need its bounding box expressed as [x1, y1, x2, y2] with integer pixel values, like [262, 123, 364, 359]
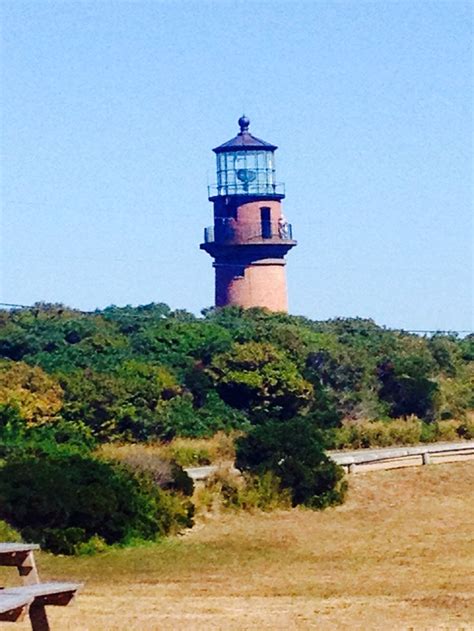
[200, 116, 296, 312]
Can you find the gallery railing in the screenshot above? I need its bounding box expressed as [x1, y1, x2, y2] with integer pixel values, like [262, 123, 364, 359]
[208, 182, 285, 198]
[203, 222, 293, 244]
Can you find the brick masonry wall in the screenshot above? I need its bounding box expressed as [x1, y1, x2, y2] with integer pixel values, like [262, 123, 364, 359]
[215, 261, 288, 312]
[232, 200, 282, 242]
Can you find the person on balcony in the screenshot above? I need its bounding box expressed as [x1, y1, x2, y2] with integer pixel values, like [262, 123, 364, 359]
[278, 215, 289, 239]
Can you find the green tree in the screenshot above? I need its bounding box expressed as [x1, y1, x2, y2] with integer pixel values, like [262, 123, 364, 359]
[0, 403, 95, 458]
[377, 360, 438, 420]
[0, 361, 63, 425]
[131, 321, 233, 371]
[59, 364, 182, 440]
[208, 342, 313, 421]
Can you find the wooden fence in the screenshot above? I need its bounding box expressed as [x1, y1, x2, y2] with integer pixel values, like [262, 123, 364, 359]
[329, 441, 474, 473]
[185, 441, 474, 481]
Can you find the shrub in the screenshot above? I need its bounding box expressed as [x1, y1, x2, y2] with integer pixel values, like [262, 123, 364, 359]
[421, 418, 462, 444]
[331, 417, 423, 449]
[0, 454, 193, 554]
[162, 432, 240, 465]
[384, 417, 422, 444]
[154, 393, 249, 440]
[208, 342, 313, 420]
[435, 420, 460, 442]
[74, 535, 108, 556]
[0, 361, 63, 425]
[167, 444, 211, 467]
[419, 421, 439, 443]
[330, 416, 474, 449]
[377, 359, 438, 420]
[225, 471, 291, 511]
[195, 469, 291, 513]
[0, 403, 95, 459]
[0, 519, 22, 542]
[99, 443, 194, 496]
[236, 418, 347, 509]
[435, 374, 473, 420]
[457, 417, 474, 440]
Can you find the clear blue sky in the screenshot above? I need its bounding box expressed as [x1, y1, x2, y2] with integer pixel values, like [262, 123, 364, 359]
[1, 1, 472, 330]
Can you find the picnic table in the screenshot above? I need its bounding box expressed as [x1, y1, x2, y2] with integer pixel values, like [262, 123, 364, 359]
[0, 543, 82, 630]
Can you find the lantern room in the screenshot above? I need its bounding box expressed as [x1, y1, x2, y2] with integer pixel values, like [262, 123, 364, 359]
[209, 116, 285, 199]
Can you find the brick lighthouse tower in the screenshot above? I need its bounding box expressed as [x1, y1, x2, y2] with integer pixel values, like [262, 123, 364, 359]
[200, 116, 296, 312]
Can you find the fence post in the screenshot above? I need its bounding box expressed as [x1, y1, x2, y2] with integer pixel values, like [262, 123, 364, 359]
[422, 451, 431, 465]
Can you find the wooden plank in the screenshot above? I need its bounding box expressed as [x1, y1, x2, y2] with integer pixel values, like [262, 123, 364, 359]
[0, 593, 33, 622]
[18, 550, 40, 585]
[0, 605, 30, 623]
[0, 544, 40, 554]
[0, 546, 38, 568]
[0, 593, 33, 614]
[0, 543, 40, 586]
[329, 440, 474, 466]
[0, 548, 40, 584]
[3, 582, 82, 606]
[0, 550, 31, 568]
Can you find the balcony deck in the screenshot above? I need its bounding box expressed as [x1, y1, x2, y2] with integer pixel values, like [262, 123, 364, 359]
[200, 223, 297, 260]
[208, 182, 285, 200]
[203, 223, 294, 245]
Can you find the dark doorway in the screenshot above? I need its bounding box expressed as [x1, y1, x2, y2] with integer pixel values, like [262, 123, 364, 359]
[260, 207, 272, 238]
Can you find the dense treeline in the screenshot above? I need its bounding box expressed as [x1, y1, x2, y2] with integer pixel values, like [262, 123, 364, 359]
[0, 303, 472, 553]
[1, 302, 473, 443]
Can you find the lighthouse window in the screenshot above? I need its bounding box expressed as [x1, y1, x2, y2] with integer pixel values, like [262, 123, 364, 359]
[260, 207, 272, 239]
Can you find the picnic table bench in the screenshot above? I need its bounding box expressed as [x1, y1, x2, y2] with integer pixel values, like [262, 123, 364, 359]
[0, 543, 82, 630]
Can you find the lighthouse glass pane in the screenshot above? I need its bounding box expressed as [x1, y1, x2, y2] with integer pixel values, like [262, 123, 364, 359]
[215, 150, 277, 196]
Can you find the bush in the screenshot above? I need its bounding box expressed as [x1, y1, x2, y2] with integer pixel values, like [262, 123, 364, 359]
[208, 342, 313, 421]
[419, 421, 438, 443]
[195, 469, 291, 513]
[0, 519, 22, 542]
[457, 417, 474, 440]
[223, 471, 291, 511]
[167, 444, 211, 467]
[154, 393, 249, 440]
[161, 432, 239, 465]
[435, 420, 460, 442]
[100, 444, 194, 496]
[377, 361, 438, 421]
[74, 535, 108, 556]
[0, 361, 63, 425]
[0, 404, 95, 459]
[329, 416, 474, 449]
[236, 418, 347, 509]
[0, 454, 193, 554]
[331, 417, 423, 449]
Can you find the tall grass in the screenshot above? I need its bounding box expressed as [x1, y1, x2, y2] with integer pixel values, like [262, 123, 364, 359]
[331, 416, 474, 449]
[98, 431, 239, 468]
[194, 468, 291, 514]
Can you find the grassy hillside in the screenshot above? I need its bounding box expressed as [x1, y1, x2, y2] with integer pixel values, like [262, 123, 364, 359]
[3, 461, 472, 630]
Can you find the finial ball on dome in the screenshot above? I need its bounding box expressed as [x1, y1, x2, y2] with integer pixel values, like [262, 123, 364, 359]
[238, 115, 250, 133]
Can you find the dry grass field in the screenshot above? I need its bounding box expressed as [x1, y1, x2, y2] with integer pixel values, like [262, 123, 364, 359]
[2, 462, 473, 630]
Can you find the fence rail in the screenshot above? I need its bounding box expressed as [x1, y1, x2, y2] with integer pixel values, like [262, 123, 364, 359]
[184, 441, 474, 481]
[329, 441, 474, 473]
